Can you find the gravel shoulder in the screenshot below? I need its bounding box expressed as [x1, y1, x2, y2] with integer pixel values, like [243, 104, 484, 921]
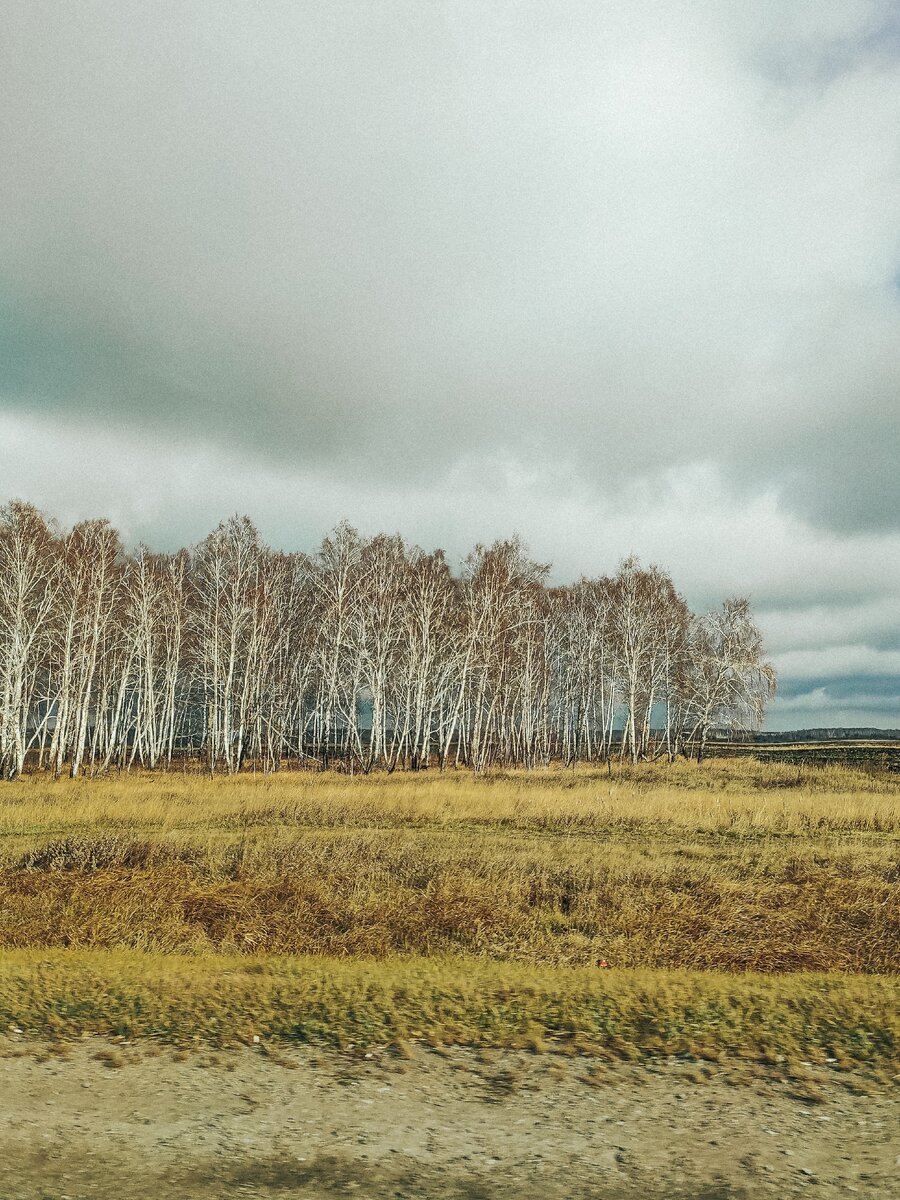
[1, 1037, 897, 1199]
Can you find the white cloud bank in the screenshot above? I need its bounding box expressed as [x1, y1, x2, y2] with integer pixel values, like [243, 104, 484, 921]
[0, 1, 898, 730]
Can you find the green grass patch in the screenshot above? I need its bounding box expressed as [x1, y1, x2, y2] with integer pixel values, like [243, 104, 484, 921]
[0, 949, 897, 1068]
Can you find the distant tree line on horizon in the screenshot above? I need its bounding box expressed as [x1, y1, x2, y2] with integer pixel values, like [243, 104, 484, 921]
[0, 500, 776, 780]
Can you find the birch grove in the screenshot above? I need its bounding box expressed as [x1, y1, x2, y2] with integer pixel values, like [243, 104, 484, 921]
[0, 503, 776, 777]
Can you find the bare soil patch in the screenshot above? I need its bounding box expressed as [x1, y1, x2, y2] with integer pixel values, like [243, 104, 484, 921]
[1, 1038, 896, 1199]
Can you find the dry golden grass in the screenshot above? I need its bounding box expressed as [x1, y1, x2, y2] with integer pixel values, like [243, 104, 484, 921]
[1, 756, 898, 841]
[0, 760, 897, 973]
[0, 760, 897, 1061]
[1, 837, 896, 970]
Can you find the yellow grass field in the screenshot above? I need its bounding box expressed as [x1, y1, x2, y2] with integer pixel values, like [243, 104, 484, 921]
[1, 758, 898, 1065]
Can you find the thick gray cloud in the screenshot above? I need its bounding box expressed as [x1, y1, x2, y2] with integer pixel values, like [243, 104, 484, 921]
[0, 1, 898, 728]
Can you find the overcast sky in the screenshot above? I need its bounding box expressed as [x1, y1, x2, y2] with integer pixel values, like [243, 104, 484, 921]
[1, 1, 898, 729]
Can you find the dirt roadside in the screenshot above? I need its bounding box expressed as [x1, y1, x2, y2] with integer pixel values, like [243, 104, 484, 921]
[0, 1038, 896, 1199]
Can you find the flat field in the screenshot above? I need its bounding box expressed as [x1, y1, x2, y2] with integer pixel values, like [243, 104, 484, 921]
[0, 757, 897, 1063]
[707, 738, 900, 774]
[2, 757, 899, 1198]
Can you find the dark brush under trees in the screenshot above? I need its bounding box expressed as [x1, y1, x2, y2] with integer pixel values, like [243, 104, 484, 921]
[0, 501, 775, 778]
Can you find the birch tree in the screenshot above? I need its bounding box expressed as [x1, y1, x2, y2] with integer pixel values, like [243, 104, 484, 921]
[48, 520, 123, 778]
[0, 502, 60, 778]
[0, 501, 777, 776]
[679, 598, 777, 760]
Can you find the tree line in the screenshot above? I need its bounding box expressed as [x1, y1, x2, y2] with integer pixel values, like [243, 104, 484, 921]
[0, 500, 776, 779]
